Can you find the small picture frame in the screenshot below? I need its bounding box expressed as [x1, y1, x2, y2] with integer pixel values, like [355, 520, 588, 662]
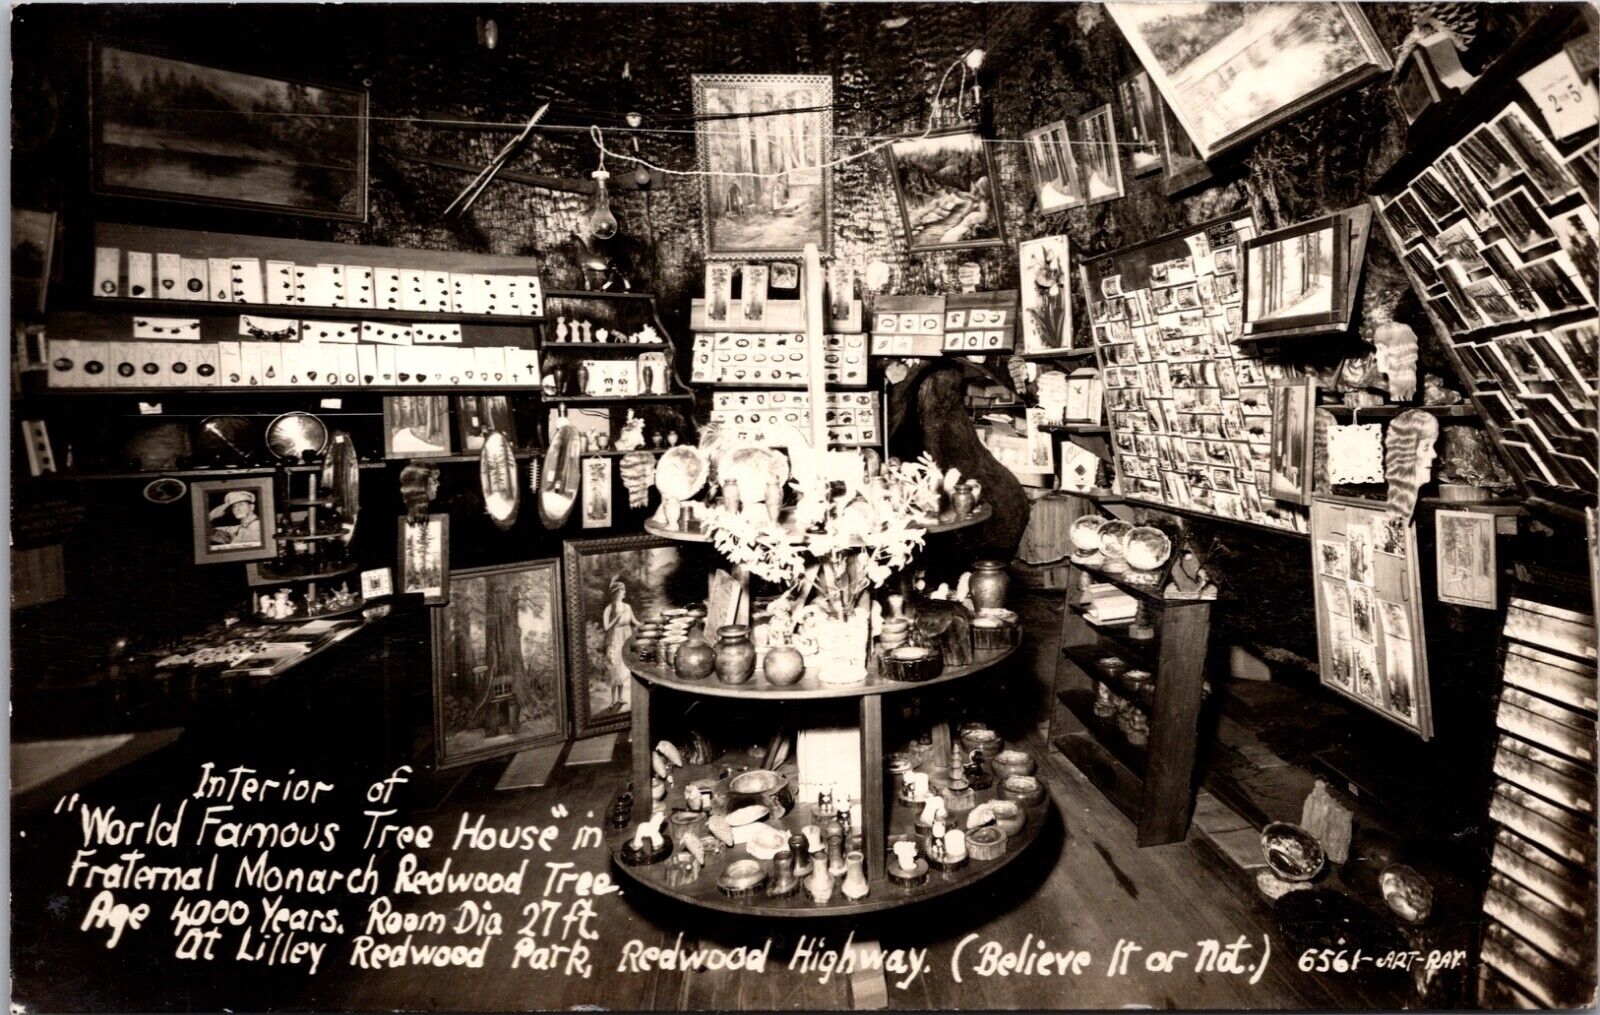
[453, 394, 515, 453]
[1242, 212, 1351, 336]
[398, 513, 450, 604]
[384, 395, 451, 458]
[360, 567, 395, 600]
[189, 477, 277, 564]
[885, 127, 1006, 252]
[1268, 381, 1315, 505]
[1435, 509, 1498, 609]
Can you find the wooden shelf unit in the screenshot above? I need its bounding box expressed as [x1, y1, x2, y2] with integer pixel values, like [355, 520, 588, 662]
[1051, 558, 1212, 846]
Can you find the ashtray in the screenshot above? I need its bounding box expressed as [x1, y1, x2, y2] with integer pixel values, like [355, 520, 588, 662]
[717, 858, 768, 897]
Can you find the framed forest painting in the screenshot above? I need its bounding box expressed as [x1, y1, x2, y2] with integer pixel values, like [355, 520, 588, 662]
[431, 560, 567, 768]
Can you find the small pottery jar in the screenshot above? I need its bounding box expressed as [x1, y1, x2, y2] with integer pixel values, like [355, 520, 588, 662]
[970, 560, 1008, 610]
[951, 483, 976, 519]
[991, 749, 1037, 780]
[959, 727, 1003, 760]
[804, 853, 834, 903]
[825, 820, 847, 877]
[763, 643, 806, 686]
[674, 639, 715, 680]
[721, 479, 742, 514]
[714, 625, 756, 684]
[790, 833, 813, 878]
[1001, 774, 1047, 808]
[767, 848, 800, 898]
[840, 851, 871, 900]
[989, 799, 1027, 836]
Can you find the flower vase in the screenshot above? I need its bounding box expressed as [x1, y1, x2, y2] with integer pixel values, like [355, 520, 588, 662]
[840, 851, 870, 900]
[814, 606, 871, 685]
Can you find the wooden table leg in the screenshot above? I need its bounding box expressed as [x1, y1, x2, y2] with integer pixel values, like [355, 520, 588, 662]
[847, 939, 889, 1009]
[859, 694, 884, 881]
[631, 676, 651, 806]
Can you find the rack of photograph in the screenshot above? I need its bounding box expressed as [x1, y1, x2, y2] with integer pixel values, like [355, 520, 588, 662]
[1367, 15, 1598, 513]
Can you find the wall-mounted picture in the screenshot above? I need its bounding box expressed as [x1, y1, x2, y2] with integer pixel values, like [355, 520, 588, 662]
[399, 513, 450, 604]
[454, 395, 516, 453]
[91, 42, 367, 221]
[1075, 104, 1126, 204]
[582, 456, 613, 529]
[1107, 2, 1391, 160]
[431, 560, 566, 769]
[11, 209, 56, 314]
[1243, 213, 1350, 336]
[1024, 120, 1080, 214]
[1117, 70, 1163, 176]
[384, 395, 451, 458]
[1019, 235, 1073, 355]
[1268, 381, 1315, 504]
[1436, 509, 1498, 609]
[886, 127, 1006, 252]
[692, 73, 832, 258]
[1158, 97, 1214, 196]
[563, 535, 709, 737]
[189, 477, 277, 564]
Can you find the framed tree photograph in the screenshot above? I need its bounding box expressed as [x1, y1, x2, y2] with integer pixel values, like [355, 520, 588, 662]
[454, 394, 516, 453]
[1242, 212, 1351, 336]
[90, 41, 368, 221]
[189, 477, 277, 564]
[398, 513, 450, 605]
[562, 535, 710, 737]
[692, 73, 832, 259]
[1024, 120, 1080, 214]
[1436, 509, 1498, 609]
[1107, 2, 1391, 160]
[431, 559, 567, 769]
[1019, 234, 1073, 355]
[1117, 70, 1164, 177]
[886, 127, 1006, 252]
[384, 395, 451, 458]
[1158, 97, 1215, 196]
[1268, 381, 1315, 505]
[1074, 104, 1126, 204]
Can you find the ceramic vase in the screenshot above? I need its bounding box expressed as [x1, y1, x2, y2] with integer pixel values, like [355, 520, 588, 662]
[951, 484, 976, 518]
[714, 625, 756, 684]
[803, 857, 834, 903]
[674, 639, 715, 680]
[970, 560, 1009, 611]
[763, 644, 806, 686]
[840, 851, 870, 900]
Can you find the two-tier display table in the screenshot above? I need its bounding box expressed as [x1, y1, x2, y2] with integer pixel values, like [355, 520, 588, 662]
[607, 507, 1053, 916]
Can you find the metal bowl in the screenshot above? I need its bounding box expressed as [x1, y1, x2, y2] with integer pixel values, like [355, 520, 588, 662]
[1261, 822, 1326, 882]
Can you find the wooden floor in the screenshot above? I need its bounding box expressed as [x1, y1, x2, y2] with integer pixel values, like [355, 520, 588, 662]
[12, 593, 1410, 1011]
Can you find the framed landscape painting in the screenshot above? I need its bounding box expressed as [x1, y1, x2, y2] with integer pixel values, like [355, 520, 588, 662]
[91, 42, 368, 220]
[692, 73, 832, 258]
[886, 127, 1006, 252]
[1107, 3, 1391, 160]
[431, 560, 567, 769]
[562, 535, 710, 737]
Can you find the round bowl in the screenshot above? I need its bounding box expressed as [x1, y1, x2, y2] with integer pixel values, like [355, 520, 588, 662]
[959, 727, 1003, 759]
[966, 825, 1007, 861]
[1069, 515, 1108, 554]
[717, 858, 767, 896]
[1097, 520, 1133, 569]
[988, 799, 1026, 836]
[991, 749, 1037, 779]
[1000, 774, 1046, 808]
[1378, 864, 1434, 924]
[1261, 822, 1327, 882]
[1124, 526, 1174, 572]
[745, 824, 788, 861]
[884, 645, 943, 682]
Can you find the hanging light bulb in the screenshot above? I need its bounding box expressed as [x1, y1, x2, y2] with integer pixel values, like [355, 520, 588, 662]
[588, 169, 618, 240]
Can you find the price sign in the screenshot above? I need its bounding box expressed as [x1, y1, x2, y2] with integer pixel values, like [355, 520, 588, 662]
[1519, 51, 1599, 140]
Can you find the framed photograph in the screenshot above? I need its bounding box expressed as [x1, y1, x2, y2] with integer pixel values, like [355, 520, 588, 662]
[90, 41, 367, 221]
[692, 74, 832, 258]
[1243, 213, 1349, 335]
[189, 477, 277, 564]
[1024, 120, 1080, 214]
[384, 395, 451, 458]
[1268, 381, 1314, 505]
[885, 127, 1006, 252]
[11, 209, 56, 315]
[1075, 104, 1126, 204]
[1117, 70, 1163, 176]
[454, 394, 516, 453]
[581, 456, 613, 529]
[359, 567, 394, 600]
[1436, 509, 1498, 609]
[563, 535, 710, 737]
[1108, 2, 1391, 160]
[1018, 235, 1073, 355]
[399, 514, 450, 605]
[1158, 98, 1214, 196]
[431, 560, 567, 769]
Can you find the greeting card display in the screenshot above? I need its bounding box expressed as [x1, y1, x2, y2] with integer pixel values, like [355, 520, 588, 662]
[1079, 211, 1308, 532]
[1310, 496, 1433, 738]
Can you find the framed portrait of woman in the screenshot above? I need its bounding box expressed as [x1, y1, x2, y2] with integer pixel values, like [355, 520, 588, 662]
[562, 535, 710, 737]
[189, 477, 277, 564]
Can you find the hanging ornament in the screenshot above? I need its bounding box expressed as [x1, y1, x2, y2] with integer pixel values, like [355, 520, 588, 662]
[588, 169, 619, 240]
